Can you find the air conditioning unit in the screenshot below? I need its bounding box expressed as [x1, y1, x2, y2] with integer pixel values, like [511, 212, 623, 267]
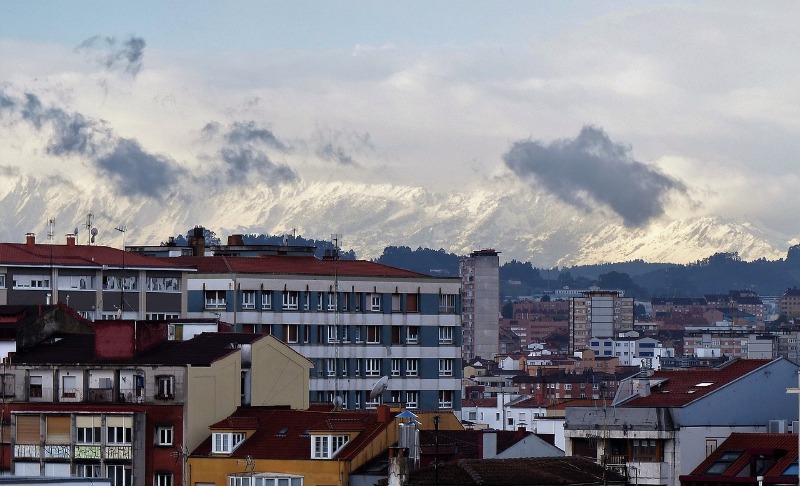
[768, 419, 788, 433]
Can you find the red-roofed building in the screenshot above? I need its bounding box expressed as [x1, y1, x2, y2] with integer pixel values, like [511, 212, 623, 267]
[177, 251, 463, 412]
[564, 358, 800, 486]
[0, 234, 194, 321]
[186, 405, 464, 486]
[680, 432, 799, 486]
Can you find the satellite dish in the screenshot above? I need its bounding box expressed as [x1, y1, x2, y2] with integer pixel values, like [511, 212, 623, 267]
[90, 227, 98, 244]
[369, 376, 389, 400]
[74, 227, 79, 235]
[333, 396, 344, 410]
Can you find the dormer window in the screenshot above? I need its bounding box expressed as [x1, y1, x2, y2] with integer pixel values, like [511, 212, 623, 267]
[311, 434, 349, 459]
[212, 432, 246, 454]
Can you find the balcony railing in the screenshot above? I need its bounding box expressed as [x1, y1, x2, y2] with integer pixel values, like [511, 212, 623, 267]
[87, 387, 114, 402]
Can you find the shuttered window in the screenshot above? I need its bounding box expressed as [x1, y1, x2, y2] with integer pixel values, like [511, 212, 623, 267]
[46, 416, 71, 444]
[16, 415, 40, 444]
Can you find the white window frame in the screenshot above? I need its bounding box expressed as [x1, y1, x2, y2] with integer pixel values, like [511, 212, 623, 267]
[241, 290, 256, 309]
[391, 358, 401, 377]
[438, 359, 453, 377]
[326, 358, 336, 377]
[0, 275, 4, 288]
[439, 390, 454, 408]
[406, 391, 418, 408]
[406, 326, 419, 344]
[327, 293, 337, 311]
[365, 358, 381, 377]
[327, 325, 339, 343]
[285, 324, 299, 343]
[156, 426, 174, 446]
[439, 294, 456, 313]
[262, 292, 273, 310]
[107, 464, 132, 486]
[317, 292, 323, 311]
[282, 291, 299, 310]
[405, 359, 418, 377]
[13, 275, 50, 289]
[155, 472, 173, 486]
[366, 325, 380, 344]
[75, 463, 102, 478]
[370, 294, 381, 312]
[439, 326, 453, 344]
[156, 375, 174, 399]
[205, 290, 226, 309]
[312, 434, 350, 459]
[213, 432, 246, 454]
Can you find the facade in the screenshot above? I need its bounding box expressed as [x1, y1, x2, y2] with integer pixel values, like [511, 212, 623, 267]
[0, 234, 193, 321]
[1, 320, 310, 485]
[460, 249, 500, 361]
[588, 336, 675, 369]
[683, 331, 777, 359]
[177, 254, 463, 411]
[780, 287, 800, 318]
[569, 291, 633, 354]
[564, 358, 800, 486]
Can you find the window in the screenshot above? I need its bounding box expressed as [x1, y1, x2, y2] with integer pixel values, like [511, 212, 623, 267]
[439, 294, 456, 313]
[242, 291, 256, 309]
[61, 375, 77, 398]
[146, 312, 179, 320]
[312, 434, 349, 459]
[156, 426, 174, 446]
[154, 473, 173, 486]
[438, 359, 453, 377]
[340, 325, 349, 342]
[262, 292, 273, 310]
[367, 325, 381, 344]
[285, 324, 299, 343]
[107, 416, 132, 444]
[406, 293, 419, 312]
[213, 432, 246, 454]
[304, 292, 310, 310]
[327, 325, 339, 343]
[354, 326, 362, 343]
[75, 464, 101, 478]
[156, 375, 174, 399]
[205, 290, 226, 309]
[282, 291, 299, 310]
[406, 326, 419, 344]
[439, 326, 453, 344]
[406, 391, 418, 408]
[13, 275, 51, 289]
[392, 294, 401, 312]
[405, 359, 418, 377]
[631, 439, 662, 462]
[327, 293, 337, 311]
[326, 358, 336, 377]
[107, 464, 132, 486]
[370, 294, 381, 312]
[355, 292, 362, 311]
[317, 292, 323, 311]
[231, 477, 303, 486]
[365, 358, 381, 377]
[439, 390, 453, 408]
[58, 275, 94, 290]
[146, 277, 180, 292]
[391, 326, 401, 344]
[391, 358, 401, 377]
[76, 416, 102, 444]
[340, 292, 349, 311]
[0, 275, 4, 288]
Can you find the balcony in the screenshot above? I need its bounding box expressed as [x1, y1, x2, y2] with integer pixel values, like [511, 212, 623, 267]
[87, 387, 115, 402]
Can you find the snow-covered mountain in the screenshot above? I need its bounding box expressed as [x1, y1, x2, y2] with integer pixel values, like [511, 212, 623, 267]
[0, 172, 790, 267]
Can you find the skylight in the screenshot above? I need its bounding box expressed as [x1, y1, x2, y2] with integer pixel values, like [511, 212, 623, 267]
[695, 382, 714, 387]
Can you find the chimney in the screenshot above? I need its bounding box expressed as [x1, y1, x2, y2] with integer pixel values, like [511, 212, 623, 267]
[66, 234, 76, 246]
[387, 446, 408, 486]
[638, 377, 651, 397]
[189, 226, 206, 256]
[516, 425, 527, 440]
[481, 431, 497, 459]
[25, 233, 35, 246]
[228, 234, 244, 246]
[377, 404, 391, 424]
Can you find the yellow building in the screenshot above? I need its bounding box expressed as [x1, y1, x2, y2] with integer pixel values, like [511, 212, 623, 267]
[187, 405, 462, 486]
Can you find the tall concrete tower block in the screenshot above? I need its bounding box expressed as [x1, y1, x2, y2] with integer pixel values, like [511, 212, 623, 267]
[460, 249, 500, 361]
[569, 290, 634, 354]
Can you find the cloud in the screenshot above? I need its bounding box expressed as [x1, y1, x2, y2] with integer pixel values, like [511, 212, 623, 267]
[219, 146, 297, 184]
[225, 121, 288, 150]
[0, 90, 184, 199]
[316, 142, 356, 166]
[503, 125, 688, 227]
[75, 35, 146, 76]
[95, 139, 184, 198]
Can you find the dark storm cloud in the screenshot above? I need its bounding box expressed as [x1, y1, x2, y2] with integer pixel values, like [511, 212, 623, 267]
[316, 142, 356, 166]
[96, 139, 184, 198]
[503, 125, 687, 227]
[225, 121, 288, 150]
[219, 147, 297, 184]
[0, 89, 184, 199]
[75, 35, 146, 76]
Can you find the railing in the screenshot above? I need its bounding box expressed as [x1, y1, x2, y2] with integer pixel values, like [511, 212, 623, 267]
[87, 387, 114, 402]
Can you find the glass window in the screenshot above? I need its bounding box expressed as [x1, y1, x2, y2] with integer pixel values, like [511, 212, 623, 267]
[439, 326, 453, 344]
[439, 390, 453, 408]
[156, 426, 174, 446]
[285, 324, 299, 343]
[154, 473, 173, 486]
[370, 294, 381, 312]
[405, 359, 418, 377]
[156, 375, 174, 399]
[262, 292, 273, 310]
[242, 291, 256, 309]
[205, 290, 226, 309]
[439, 294, 456, 313]
[391, 358, 401, 376]
[406, 326, 419, 344]
[365, 358, 381, 377]
[406, 391, 418, 408]
[367, 325, 380, 344]
[438, 359, 453, 377]
[283, 291, 299, 310]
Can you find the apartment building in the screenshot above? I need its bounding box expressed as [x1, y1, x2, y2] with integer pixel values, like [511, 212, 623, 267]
[568, 291, 633, 353]
[460, 249, 500, 361]
[1, 320, 310, 485]
[0, 234, 193, 321]
[174, 254, 463, 411]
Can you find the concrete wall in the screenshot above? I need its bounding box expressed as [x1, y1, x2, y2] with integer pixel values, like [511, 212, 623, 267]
[250, 335, 311, 409]
[186, 352, 242, 452]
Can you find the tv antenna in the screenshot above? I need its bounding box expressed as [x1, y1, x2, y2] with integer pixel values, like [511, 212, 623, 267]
[86, 213, 95, 245]
[73, 227, 79, 245]
[47, 217, 55, 243]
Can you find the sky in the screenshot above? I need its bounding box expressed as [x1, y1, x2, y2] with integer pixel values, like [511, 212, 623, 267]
[1, 1, 800, 249]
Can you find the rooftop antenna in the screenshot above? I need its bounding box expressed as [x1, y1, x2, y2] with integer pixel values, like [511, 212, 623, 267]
[86, 213, 95, 245]
[90, 228, 98, 245]
[369, 375, 389, 402]
[73, 227, 79, 245]
[47, 217, 55, 243]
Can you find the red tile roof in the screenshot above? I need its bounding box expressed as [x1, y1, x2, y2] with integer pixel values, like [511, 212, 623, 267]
[682, 432, 798, 482]
[165, 255, 434, 278]
[622, 359, 773, 407]
[0, 243, 190, 270]
[191, 406, 396, 461]
[461, 398, 497, 408]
